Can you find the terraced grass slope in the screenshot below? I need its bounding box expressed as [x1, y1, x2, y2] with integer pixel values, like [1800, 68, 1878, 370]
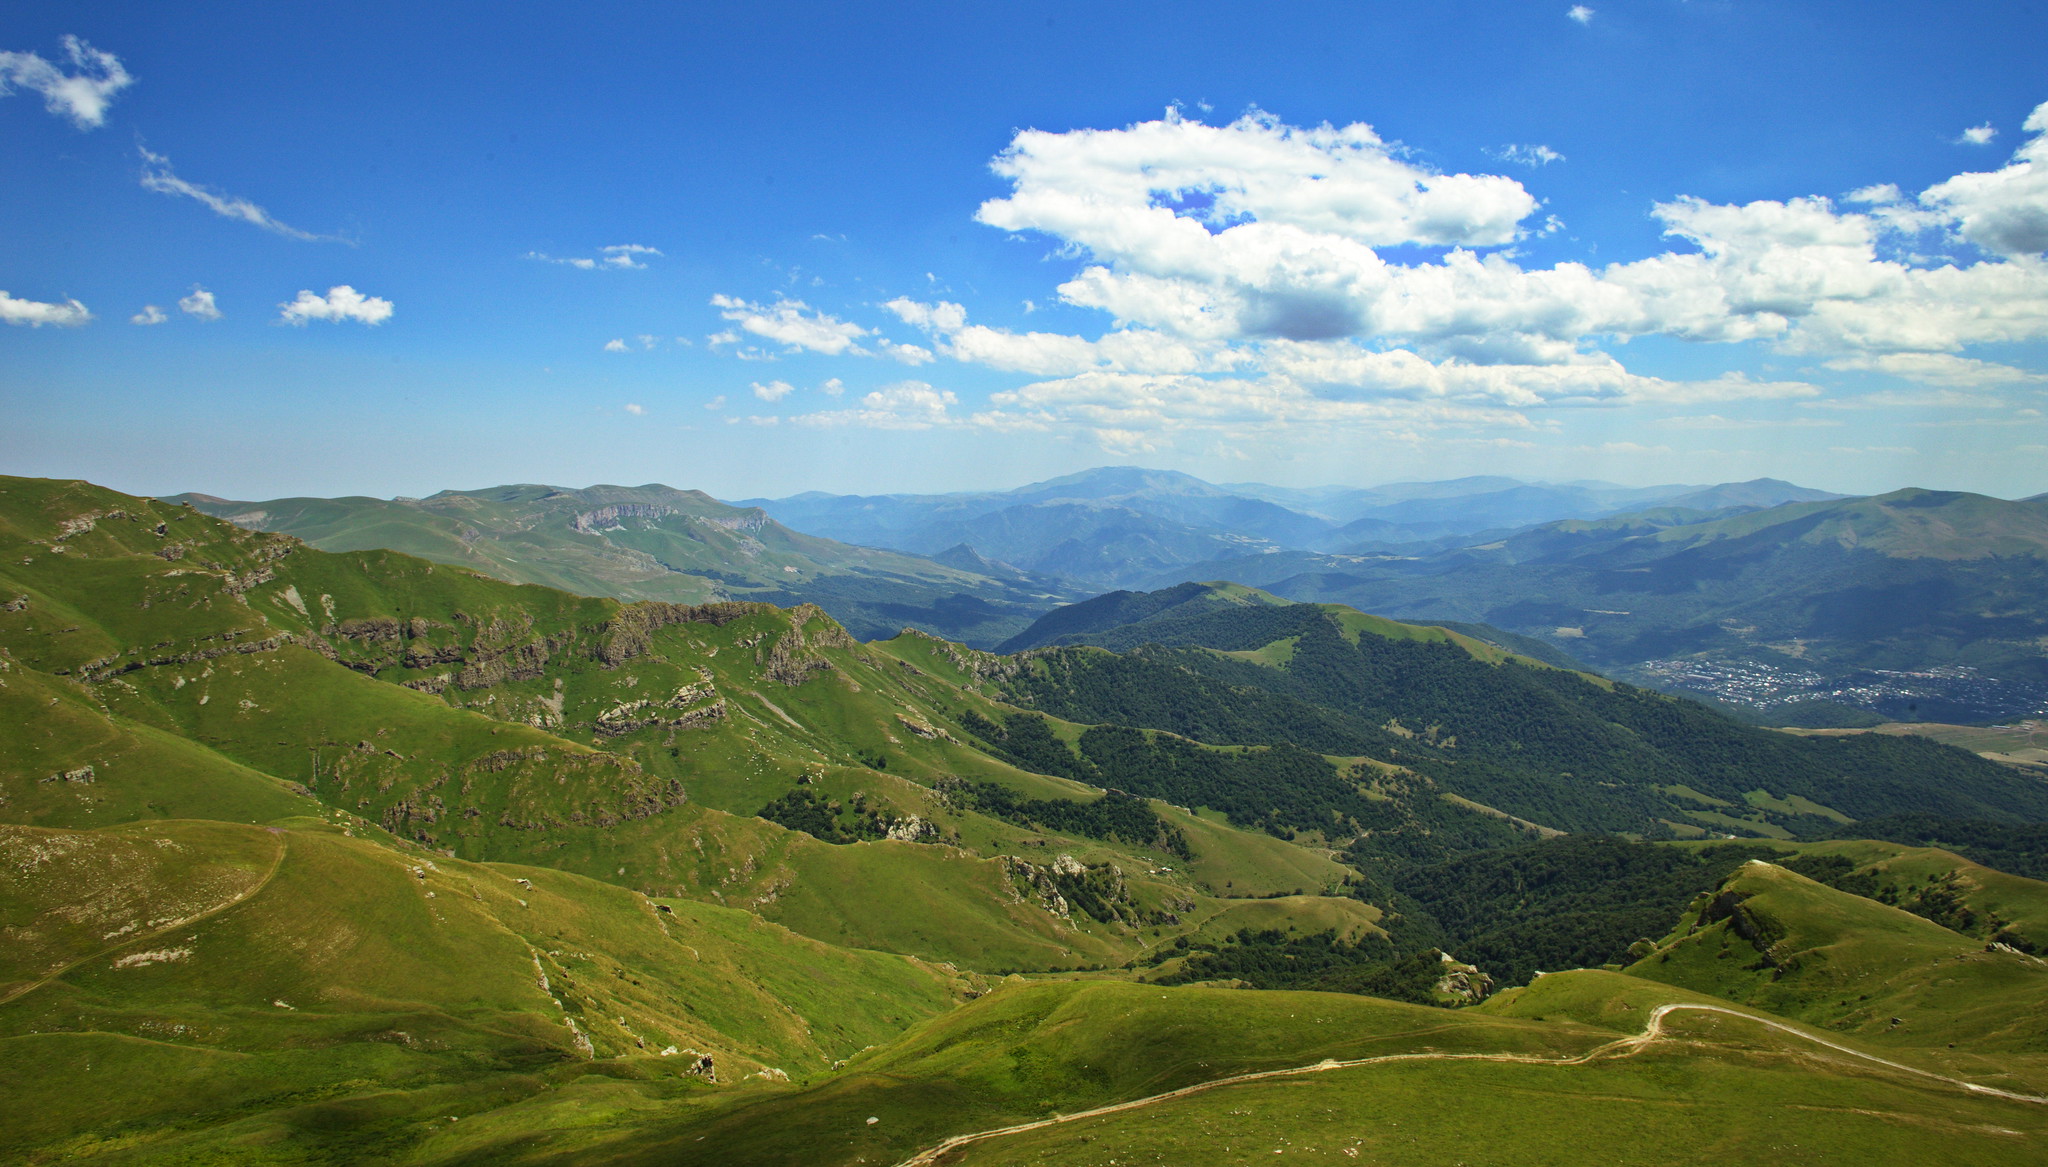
[174, 482, 1079, 647]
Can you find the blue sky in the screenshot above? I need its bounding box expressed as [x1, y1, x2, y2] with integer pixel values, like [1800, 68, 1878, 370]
[3, 1, 2046, 501]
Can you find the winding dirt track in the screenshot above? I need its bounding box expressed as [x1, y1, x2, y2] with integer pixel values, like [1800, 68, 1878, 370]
[893, 1002, 2048, 1166]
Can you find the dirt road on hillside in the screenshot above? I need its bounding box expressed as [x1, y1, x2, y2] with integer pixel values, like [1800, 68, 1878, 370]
[894, 1001, 2048, 1166]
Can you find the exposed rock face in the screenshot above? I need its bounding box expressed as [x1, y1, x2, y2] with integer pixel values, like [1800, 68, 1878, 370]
[741, 606, 854, 687]
[597, 601, 773, 665]
[570, 503, 679, 533]
[1002, 854, 1146, 926]
[884, 815, 939, 843]
[894, 713, 956, 742]
[1433, 952, 1495, 1004]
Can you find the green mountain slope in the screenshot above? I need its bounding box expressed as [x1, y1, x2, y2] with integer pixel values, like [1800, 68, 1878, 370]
[1206, 489, 2048, 721]
[0, 818, 967, 1162]
[2, 476, 1389, 976]
[975, 583, 2048, 851]
[1628, 857, 2048, 1068]
[8, 474, 2048, 1164]
[172, 482, 1080, 647]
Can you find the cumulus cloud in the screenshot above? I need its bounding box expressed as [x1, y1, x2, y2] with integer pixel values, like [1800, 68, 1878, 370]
[0, 36, 131, 129]
[623, 403, 646, 415]
[140, 149, 339, 242]
[131, 305, 167, 325]
[1920, 103, 2048, 257]
[708, 103, 2048, 448]
[528, 243, 661, 270]
[711, 294, 872, 355]
[604, 338, 629, 352]
[1958, 123, 1998, 146]
[178, 287, 221, 320]
[1568, 5, 1594, 24]
[752, 379, 797, 401]
[278, 285, 392, 326]
[0, 290, 92, 327]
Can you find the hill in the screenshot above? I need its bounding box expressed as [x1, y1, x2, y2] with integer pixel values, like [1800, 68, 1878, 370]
[172, 482, 1081, 647]
[975, 582, 2048, 853]
[1147, 489, 2048, 722]
[7, 474, 2048, 1163]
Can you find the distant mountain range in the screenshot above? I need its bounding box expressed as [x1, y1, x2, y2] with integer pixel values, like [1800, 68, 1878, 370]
[1031, 491, 2048, 723]
[741, 466, 1842, 588]
[170, 470, 2048, 722]
[171, 483, 1083, 647]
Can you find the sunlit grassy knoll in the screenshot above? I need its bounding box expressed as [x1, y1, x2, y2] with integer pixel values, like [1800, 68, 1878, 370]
[516, 978, 1596, 1167]
[940, 1018, 2048, 1166]
[1625, 859, 2048, 1094]
[0, 660, 318, 830]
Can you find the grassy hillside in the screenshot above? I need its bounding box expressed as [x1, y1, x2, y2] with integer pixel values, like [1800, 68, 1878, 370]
[8, 474, 2048, 1164]
[0, 818, 967, 1163]
[0, 475, 1383, 974]
[975, 584, 2048, 850]
[1627, 859, 2048, 1085]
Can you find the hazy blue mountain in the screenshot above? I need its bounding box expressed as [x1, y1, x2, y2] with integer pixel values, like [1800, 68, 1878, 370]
[741, 468, 1840, 591]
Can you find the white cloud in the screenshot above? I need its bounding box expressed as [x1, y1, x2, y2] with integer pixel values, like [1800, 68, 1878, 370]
[790, 381, 960, 429]
[0, 36, 131, 129]
[708, 103, 2048, 449]
[1824, 351, 2046, 387]
[962, 106, 2048, 365]
[704, 395, 726, 410]
[604, 338, 629, 352]
[131, 305, 167, 325]
[278, 285, 392, 326]
[880, 341, 935, 364]
[1489, 144, 1564, 167]
[710, 294, 872, 355]
[821, 377, 845, 396]
[624, 403, 646, 415]
[139, 149, 338, 242]
[1920, 102, 2048, 257]
[978, 109, 1540, 271]
[0, 290, 91, 327]
[527, 244, 661, 270]
[752, 379, 797, 401]
[1958, 123, 1998, 146]
[1567, 5, 1594, 24]
[178, 287, 221, 321]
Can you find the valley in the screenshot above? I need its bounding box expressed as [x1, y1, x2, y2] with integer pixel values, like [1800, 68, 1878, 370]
[4, 473, 2048, 1162]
